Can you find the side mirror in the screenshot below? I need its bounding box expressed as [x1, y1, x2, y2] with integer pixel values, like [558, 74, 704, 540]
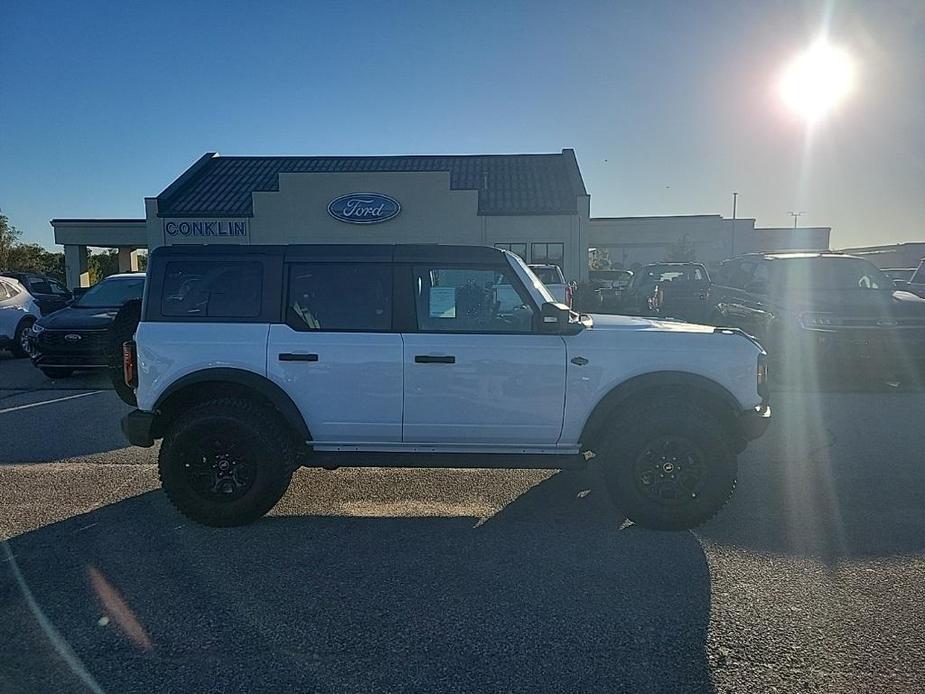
[538, 301, 571, 333]
[746, 280, 767, 294]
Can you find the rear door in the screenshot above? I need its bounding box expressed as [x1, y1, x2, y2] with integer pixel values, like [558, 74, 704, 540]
[0, 280, 19, 340]
[400, 261, 567, 446]
[266, 260, 403, 445]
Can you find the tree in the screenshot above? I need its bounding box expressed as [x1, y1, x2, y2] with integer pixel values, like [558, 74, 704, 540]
[664, 234, 696, 262]
[0, 212, 23, 269]
[5, 244, 66, 280]
[88, 249, 120, 284]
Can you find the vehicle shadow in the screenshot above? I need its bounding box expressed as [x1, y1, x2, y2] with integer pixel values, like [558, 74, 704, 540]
[1, 470, 714, 694]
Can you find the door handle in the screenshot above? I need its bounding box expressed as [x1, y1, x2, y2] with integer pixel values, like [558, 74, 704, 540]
[278, 353, 319, 362]
[414, 355, 455, 364]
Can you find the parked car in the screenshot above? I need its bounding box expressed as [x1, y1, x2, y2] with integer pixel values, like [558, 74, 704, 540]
[694, 253, 925, 378]
[0, 276, 43, 358]
[28, 273, 145, 378]
[528, 264, 573, 306]
[0, 271, 73, 315]
[620, 263, 709, 315]
[120, 244, 770, 530]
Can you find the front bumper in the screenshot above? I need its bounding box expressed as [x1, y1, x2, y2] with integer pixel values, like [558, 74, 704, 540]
[121, 409, 156, 447]
[28, 331, 110, 369]
[739, 404, 771, 441]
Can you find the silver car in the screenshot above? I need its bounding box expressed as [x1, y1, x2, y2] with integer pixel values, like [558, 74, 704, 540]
[0, 275, 42, 358]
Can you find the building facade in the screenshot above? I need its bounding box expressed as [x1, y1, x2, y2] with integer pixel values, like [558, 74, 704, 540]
[51, 149, 830, 288]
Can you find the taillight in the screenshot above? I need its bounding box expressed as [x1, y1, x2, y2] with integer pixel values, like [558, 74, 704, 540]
[122, 340, 138, 389]
[757, 352, 769, 401]
[566, 284, 574, 307]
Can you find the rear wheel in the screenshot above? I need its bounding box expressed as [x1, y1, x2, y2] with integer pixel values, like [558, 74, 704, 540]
[158, 398, 295, 527]
[40, 367, 73, 379]
[598, 398, 737, 530]
[11, 318, 35, 358]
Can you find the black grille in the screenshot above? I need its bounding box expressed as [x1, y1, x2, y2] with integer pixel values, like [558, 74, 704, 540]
[37, 330, 109, 352]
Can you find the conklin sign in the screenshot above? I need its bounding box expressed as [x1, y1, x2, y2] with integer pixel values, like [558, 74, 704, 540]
[164, 219, 247, 243]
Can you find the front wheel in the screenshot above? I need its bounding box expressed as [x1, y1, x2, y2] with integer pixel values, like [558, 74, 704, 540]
[599, 399, 737, 530]
[158, 398, 295, 527]
[11, 318, 35, 358]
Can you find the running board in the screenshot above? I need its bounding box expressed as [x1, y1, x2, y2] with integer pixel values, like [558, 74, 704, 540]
[302, 450, 588, 470]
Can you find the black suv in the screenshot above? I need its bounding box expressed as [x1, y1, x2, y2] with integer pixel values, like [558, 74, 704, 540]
[705, 253, 925, 378]
[0, 271, 73, 315]
[29, 273, 145, 378]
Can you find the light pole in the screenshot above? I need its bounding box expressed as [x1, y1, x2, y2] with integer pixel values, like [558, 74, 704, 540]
[788, 210, 806, 228]
[731, 192, 738, 256]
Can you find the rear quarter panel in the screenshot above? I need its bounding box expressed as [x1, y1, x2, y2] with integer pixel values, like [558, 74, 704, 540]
[135, 322, 270, 411]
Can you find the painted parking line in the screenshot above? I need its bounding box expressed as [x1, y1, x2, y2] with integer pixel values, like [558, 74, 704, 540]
[0, 391, 104, 415]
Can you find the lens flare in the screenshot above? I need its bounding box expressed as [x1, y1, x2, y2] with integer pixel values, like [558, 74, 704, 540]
[779, 39, 855, 123]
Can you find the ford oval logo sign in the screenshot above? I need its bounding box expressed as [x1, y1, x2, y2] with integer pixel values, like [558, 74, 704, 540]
[328, 193, 400, 225]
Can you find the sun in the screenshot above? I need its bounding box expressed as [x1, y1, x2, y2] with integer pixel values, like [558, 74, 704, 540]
[779, 39, 855, 123]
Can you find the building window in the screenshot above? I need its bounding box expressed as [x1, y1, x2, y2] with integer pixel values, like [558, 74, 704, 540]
[531, 243, 564, 266]
[494, 243, 527, 260]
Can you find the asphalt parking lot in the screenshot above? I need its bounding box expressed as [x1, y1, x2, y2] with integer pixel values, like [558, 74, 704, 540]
[1, 354, 924, 693]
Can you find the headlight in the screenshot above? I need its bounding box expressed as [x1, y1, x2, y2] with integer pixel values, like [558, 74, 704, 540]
[800, 312, 840, 330]
[31, 323, 45, 335]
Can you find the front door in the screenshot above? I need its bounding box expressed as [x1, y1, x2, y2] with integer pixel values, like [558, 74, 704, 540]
[266, 262, 402, 445]
[401, 263, 567, 446]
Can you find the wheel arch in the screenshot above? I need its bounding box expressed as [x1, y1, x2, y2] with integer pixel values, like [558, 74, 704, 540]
[580, 371, 743, 450]
[152, 368, 311, 443]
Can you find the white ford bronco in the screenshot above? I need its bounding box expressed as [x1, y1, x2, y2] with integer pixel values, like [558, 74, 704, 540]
[121, 244, 770, 529]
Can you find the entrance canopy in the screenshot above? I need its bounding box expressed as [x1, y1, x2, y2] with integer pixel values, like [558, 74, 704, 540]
[51, 218, 147, 288]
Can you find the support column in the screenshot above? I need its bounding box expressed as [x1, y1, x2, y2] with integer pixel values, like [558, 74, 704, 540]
[117, 247, 140, 272]
[64, 244, 90, 289]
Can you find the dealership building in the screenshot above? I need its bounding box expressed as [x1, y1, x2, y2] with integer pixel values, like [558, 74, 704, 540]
[52, 149, 830, 288]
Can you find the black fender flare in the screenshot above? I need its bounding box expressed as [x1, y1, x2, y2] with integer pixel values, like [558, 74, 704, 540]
[580, 370, 743, 447]
[153, 368, 311, 442]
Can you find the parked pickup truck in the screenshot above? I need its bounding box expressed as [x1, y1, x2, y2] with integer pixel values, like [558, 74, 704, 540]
[120, 244, 770, 530]
[659, 252, 925, 378]
[623, 262, 709, 316]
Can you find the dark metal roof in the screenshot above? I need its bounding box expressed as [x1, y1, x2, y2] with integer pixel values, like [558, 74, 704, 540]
[156, 150, 587, 218]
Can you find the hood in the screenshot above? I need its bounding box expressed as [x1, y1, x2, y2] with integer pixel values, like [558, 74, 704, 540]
[37, 305, 119, 330]
[587, 313, 716, 334]
[772, 289, 925, 317]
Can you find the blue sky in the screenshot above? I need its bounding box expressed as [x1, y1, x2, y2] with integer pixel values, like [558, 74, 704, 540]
[1, 0, 923, 249]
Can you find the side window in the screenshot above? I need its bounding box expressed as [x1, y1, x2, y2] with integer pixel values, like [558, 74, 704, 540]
[49, 280, 71, 296]
[29, 279, 53, 294]
[286, 263, 391, 332]
[412, 265, 535, 333]
[162, 261, 262, 318]
[0, 281, 10, 301]
[750, 262, 769, 291]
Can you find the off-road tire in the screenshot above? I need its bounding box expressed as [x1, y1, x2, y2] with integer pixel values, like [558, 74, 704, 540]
[40, 367, 73, 379]
[11, 317, 35, 358]
[598, 398, 737, 530]
[158, 398, 295, 527]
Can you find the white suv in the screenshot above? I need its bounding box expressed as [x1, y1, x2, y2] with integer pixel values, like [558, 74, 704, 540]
[121, 245, 770, 529]
[0, 276, 42, 358]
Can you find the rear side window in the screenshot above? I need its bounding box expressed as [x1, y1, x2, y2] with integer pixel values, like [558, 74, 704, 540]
[286, 263, 391, 331]
[162, 261, 262, 318]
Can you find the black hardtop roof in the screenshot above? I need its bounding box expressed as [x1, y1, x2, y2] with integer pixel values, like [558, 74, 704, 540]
[148, 244, 511, 265]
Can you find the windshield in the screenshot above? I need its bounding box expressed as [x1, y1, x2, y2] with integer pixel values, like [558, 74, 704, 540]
[912, 262, 925, 285]
[769, 258, 890, 291]
[75, 276, 145, 307]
